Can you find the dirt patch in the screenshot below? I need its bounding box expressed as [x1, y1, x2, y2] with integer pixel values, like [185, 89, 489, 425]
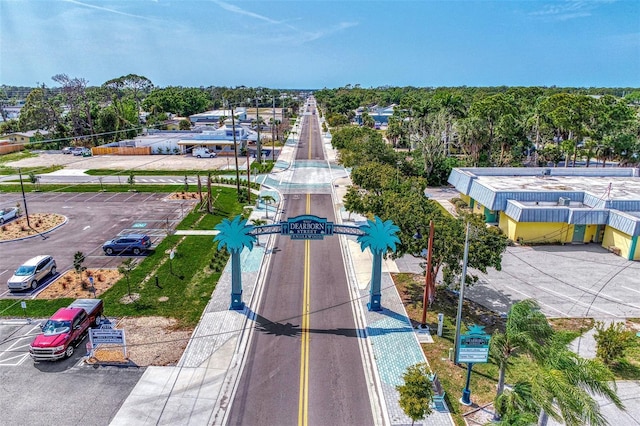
[36, 269, 121, 299]
[0, 213, 65, 241]
[88, 316, 193, 366]
[167, 191, 201, 201]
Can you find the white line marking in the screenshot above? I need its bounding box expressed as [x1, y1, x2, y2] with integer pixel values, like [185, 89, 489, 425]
[539, 286, 620, 317]
[504, 285, 569, 317]
[622, 285, 640, 295]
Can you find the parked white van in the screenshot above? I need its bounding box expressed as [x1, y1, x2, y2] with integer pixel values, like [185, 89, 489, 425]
[192, 147, 217, 158]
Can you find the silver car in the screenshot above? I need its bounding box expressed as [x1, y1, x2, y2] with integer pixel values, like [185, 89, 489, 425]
[7, 255, 57, 291]
[0, 207, 19, 224]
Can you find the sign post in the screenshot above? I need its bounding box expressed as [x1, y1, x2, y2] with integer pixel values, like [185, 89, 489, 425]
[457, 324, 490, 406]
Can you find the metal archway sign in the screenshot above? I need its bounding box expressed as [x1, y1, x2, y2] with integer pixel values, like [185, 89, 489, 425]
[214, 215, 399, 311]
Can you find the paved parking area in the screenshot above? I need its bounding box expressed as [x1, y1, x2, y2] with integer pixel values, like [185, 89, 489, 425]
[467, 244, 640, 320]
[0, 192, 197, 299]
[0, 319, 144, 426]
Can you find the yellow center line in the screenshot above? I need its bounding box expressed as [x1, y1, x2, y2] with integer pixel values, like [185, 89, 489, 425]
[298, 188, 312, 425]
[308, 117, 313, 160]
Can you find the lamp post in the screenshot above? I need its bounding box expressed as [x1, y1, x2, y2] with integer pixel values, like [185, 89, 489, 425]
[454, 222, 471, 364]
[230, 105, 241, 199]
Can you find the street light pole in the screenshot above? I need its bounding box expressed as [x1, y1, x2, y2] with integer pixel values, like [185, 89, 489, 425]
[231, 105, 241, 199]
[454, 222, 471, 364]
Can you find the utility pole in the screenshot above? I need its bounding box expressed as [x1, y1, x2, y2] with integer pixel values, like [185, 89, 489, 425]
[420, 220, 435, 328]
[454, 222, 471, 364]
[18, 168, 31, 228]
[231, 105, 241, 199]
[255, 98, 261, 163]
[272, 96, 276, 158]
[246, 147, 251, 204]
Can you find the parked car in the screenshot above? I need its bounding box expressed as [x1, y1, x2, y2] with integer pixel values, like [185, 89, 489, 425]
[103, 233, 152, 255]
[7, 255, 57, 292]
[72, 147, 91, 156]
[0, 206, 19, 224]
[61, 146, 73, 154]
[192, 147, 217, 158]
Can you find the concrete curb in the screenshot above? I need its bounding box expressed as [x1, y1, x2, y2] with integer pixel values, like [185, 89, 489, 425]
[0, 215, 68, 244]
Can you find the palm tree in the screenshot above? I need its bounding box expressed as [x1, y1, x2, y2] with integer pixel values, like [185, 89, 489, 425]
[261, 195, 276, 219]
[531, 338, 623, 426]
[250, 218, 267, 246]
[357, 216, 400, 311]
[491, 299, 554, 404]
[494, 382, 538, 426]
[493, 330, 624, 426]
[214, 215, 256, 309]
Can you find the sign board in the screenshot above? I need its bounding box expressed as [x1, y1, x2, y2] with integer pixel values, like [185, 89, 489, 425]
[281, 215, 334, 240]
[90, 328, 125, 345]
[457, 324, 490, 364]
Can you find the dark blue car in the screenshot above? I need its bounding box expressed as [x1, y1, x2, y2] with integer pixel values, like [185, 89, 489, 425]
[102, 234, 152, 255]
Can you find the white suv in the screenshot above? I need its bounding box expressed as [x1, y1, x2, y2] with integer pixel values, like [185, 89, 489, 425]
[7, 255, 57, 291]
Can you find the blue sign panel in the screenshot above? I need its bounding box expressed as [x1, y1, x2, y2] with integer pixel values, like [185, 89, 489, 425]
[281, 215, 334, 240]
[458, 324, 490, 364]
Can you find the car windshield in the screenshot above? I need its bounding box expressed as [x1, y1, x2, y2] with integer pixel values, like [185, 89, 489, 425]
[0, 210, 5, 215]
[15, 265, 35, 276]
[42, 320, 71, 335]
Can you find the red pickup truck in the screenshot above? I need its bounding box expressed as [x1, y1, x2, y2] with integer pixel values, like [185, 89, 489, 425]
[29, 299, 104, 361]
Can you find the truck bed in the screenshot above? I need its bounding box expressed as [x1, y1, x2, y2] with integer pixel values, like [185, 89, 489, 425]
[68, 299, 103, 316]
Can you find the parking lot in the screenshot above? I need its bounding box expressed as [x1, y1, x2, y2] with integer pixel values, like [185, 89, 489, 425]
[0, 318, 144, 425]
[0, 191, 197, 299]
[467, 243, 640, 320]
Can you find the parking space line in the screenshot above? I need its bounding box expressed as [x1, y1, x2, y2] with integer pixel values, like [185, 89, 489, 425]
[503, 285, 569, 317]
[539, 286, 622, 318]
[573, 284, 623, 302]
[83, 192, 106, 202]
[101, 193, 122, 202]
[622, 285, 640, 295]
[63, 193, 85, 202]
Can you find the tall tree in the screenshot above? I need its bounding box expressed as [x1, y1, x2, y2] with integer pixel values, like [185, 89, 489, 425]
[490, 300, 554, 405]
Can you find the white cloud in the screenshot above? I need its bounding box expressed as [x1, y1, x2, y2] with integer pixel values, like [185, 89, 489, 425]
[529, 0, 615, 21]
[63, 0, 158, 21]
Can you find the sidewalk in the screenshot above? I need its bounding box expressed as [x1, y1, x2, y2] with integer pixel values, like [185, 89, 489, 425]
[110, 116, 455, 425]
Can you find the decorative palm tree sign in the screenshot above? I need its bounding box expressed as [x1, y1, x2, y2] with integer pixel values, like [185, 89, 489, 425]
[214, 214, 400, 311]
[356, 217, 401, 311]
[214, 216, 256, 310]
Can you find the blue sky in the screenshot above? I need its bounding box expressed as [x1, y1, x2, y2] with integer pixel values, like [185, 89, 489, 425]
[1, 0, 639, 89]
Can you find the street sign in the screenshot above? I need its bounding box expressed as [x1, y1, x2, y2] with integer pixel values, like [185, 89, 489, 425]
[90, 328, 125, 345]
[457, 324, 490, 364]
[281, 215, 334, 240]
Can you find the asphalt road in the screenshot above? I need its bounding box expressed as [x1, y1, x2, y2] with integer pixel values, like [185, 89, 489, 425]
[0, 192, 194, 298]
[228, 103, 374, 424]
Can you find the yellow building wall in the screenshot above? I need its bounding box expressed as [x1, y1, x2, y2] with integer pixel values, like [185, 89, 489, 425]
[584, 225, 598, 243]
[460, 194, 471, 205]
[499, 213, 518, 240]
[473, 201, 484, 215]
[499, 219, 571, 244]
[602, 227, 632, 259]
